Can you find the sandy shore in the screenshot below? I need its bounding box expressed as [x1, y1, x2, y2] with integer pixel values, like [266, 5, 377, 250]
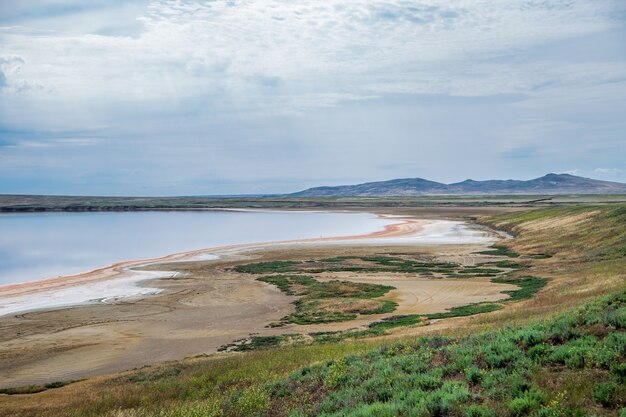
[0, 211, 509, 388]
[0, 216, 423, 298]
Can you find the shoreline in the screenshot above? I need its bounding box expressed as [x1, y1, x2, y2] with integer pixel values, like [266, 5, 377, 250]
[0, 214, 449, 316]
[0, 214, 499, 317]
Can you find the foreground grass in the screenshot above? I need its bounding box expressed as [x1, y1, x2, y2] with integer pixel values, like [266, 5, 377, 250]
[253, 290, 625, 417]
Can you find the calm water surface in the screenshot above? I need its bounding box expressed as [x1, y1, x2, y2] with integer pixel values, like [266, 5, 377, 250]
[0, 210, 393, 286]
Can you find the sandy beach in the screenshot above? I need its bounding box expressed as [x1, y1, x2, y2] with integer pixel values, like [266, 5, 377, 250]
[0, 210, 511, 388]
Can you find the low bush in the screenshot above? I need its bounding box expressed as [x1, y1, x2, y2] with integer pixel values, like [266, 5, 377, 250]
[593, 382, 619, 408]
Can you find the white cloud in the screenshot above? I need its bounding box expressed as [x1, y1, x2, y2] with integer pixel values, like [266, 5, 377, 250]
[5, 137, 100, 149]
[594, 168, 624, 175]
[564, 169, 581, 175]
[1, 0, 625, 194]
[1, 0, 624, 109]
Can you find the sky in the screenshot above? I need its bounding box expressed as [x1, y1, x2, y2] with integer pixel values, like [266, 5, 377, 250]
[1, 0, 625, 196]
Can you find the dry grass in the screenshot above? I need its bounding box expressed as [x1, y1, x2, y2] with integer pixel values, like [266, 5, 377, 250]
[315, 298, 384, 313]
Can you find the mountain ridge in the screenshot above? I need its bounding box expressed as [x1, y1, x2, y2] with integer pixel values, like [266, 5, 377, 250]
[290, 173, 626, 196]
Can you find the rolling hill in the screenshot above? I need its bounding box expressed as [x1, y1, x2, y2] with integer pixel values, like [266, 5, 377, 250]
[290, 173, 626, 196]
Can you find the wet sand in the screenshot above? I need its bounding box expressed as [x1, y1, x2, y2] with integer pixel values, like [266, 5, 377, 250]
[0, 211, 513, 388]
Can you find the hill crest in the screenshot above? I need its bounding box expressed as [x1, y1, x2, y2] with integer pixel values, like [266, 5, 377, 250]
[290, 173, 626, 196]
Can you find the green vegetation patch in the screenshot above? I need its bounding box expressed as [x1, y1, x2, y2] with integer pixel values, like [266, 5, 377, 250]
[257, 274, 397, 325]
[234, 260, 301, 274]
[236, 255, 510, 278]
[425, 303, 503, 320]
[219, 334, 306, 352]
[478, 260, 530, 269]
[128, 366, 186, 384]
[477, 245, 520, 258]
[491, 275, 549, 302]
[368, 314, 423, 331]
[0, 380, 74, 395]
[527, 253, 553, 259]
[300, 316, 426, 344]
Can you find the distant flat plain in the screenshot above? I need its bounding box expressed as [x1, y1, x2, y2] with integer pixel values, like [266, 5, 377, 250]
[1, 194, 626, 212]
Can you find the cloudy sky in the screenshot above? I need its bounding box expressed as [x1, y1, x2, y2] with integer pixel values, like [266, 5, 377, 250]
[1, 0, 625, 195]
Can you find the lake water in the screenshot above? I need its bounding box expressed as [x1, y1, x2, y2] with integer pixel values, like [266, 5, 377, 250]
[0, 210, 396, 286]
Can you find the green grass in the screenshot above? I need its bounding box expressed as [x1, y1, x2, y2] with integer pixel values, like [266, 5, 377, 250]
[476, 245, 520, 258]
[256, 275, 397, 325]
[236, 255, 507, 278]
[527, 253, 553, 259]
[309, 316, 426, 343]
[219, 334, 306, 352]
[0, 380, 74, 395]
[425, 303, 504, 320]
[257, 274, 317, 295]
[14, 290, 623, 416]
[478, 260, 530, 269]
[491, 276, 550, 302]
[235, 261, 302, 274]
[359, 300, 398, 315]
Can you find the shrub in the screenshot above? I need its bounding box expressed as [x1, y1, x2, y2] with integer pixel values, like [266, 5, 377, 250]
[324, 359, 348, 389]
[508, 389, 545, 416]
[611, 362, 626, 383]
[548, 336, 597, 369]
[409, 372, 443, 391]
[477, 246, 520, 257]
[437, 381, 470, 409]
[546, 318, 580, 343]
[515, 329, 547, 348]
[528, 343, 552, 362]
[593, 382, 618, 408]
[465, 366, 483, 384]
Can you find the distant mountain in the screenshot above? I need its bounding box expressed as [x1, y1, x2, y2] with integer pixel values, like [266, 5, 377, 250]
[290, 174, 626, 196]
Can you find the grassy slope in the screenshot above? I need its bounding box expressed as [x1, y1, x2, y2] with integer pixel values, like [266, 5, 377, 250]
[0, 204, 624, 417]
[246, 291, 626, 417]
[472, 204, 626, 327]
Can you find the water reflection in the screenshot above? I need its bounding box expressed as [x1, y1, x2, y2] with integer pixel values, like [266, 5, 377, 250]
[0, 211, 392, 286]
